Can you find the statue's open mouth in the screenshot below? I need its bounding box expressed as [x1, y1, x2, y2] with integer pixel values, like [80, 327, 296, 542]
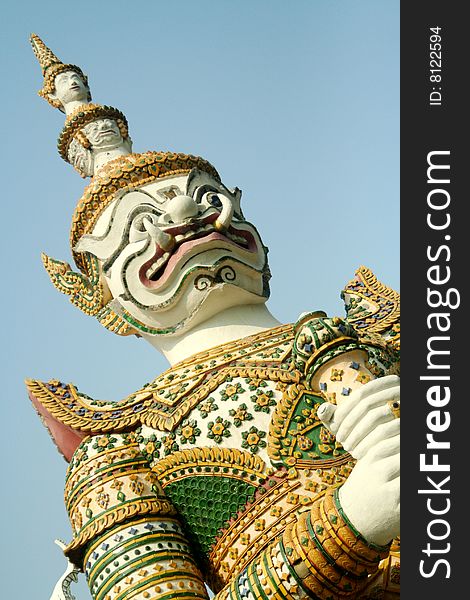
[139, 215, 257, 288]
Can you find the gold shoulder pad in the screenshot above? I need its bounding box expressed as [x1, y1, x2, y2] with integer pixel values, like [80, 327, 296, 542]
[26, 378, 154, 434]
[342, 266, 400, 352]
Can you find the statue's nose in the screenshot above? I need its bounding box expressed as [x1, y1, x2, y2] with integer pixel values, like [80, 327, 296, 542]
[161, 195, 200, 223]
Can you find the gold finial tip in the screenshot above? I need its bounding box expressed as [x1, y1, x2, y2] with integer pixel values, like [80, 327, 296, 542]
[30, 33, 41, 54]
[30, 32, 45, 51]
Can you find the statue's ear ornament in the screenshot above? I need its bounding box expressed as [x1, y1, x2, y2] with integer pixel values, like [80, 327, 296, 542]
[41, 251, 135, 336]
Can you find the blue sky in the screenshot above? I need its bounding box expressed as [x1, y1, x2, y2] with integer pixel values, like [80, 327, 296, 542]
[1, 1, 398, 597]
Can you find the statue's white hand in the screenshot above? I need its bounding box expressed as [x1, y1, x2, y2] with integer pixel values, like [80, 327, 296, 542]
[49, 540, 80, 600]
[318, 375, 400, 546]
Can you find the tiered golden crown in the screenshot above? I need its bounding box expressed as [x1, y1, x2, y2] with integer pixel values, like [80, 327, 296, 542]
[31, 35, 221, 281]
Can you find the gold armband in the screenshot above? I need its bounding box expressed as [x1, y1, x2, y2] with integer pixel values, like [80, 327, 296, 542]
[281, 489, 390, 599]
[322, 488, 390, 566]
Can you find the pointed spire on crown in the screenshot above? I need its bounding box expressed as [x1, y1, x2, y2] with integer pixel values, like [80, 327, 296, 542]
[30, 33, 61, 73]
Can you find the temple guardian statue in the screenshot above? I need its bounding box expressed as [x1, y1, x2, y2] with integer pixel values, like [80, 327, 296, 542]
[27, 35, 400, 600]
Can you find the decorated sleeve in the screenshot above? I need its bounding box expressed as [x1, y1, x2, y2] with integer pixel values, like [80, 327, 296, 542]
[64, 431, 210, 600]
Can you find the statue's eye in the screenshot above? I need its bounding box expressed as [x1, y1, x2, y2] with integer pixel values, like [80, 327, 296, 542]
[208, 193, 222, 208]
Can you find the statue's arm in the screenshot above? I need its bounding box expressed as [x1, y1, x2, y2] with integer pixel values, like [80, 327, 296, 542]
[206, 317, 400, 600]
[295, 314, 400, 539]
[63, 431, 210, 600]
[317, 375, 400, 546]
[241, 314, 398, 599]
[210, 486, 391, 600]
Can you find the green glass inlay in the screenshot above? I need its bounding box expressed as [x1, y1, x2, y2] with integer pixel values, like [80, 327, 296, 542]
[164, 475, 257, 556]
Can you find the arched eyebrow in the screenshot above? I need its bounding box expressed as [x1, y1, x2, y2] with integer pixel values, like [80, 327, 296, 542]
[102, 204, 161, 271]
[75, 190, 161, 256]
[192, 183, 219, 203]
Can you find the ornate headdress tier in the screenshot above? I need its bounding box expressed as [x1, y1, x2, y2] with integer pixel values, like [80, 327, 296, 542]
[30, 33, 91, 111]
[57, 103, 130, 177]
[31, 35, 134, 178]
[58, 104, 129, 161]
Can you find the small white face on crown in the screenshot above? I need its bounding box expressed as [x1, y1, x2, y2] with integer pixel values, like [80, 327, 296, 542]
[51, 70, 89, 106]
[83, 119, 123, 151]
[76, 169, 270, 335]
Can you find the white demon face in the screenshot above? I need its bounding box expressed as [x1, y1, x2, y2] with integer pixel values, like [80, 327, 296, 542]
[76, 169, 270, 335]
[83, 119, 124, 151]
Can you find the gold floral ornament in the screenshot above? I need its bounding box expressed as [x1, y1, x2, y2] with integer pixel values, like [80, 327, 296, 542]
[30, 33, 91, 111]
[41, 251, 135, 336]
